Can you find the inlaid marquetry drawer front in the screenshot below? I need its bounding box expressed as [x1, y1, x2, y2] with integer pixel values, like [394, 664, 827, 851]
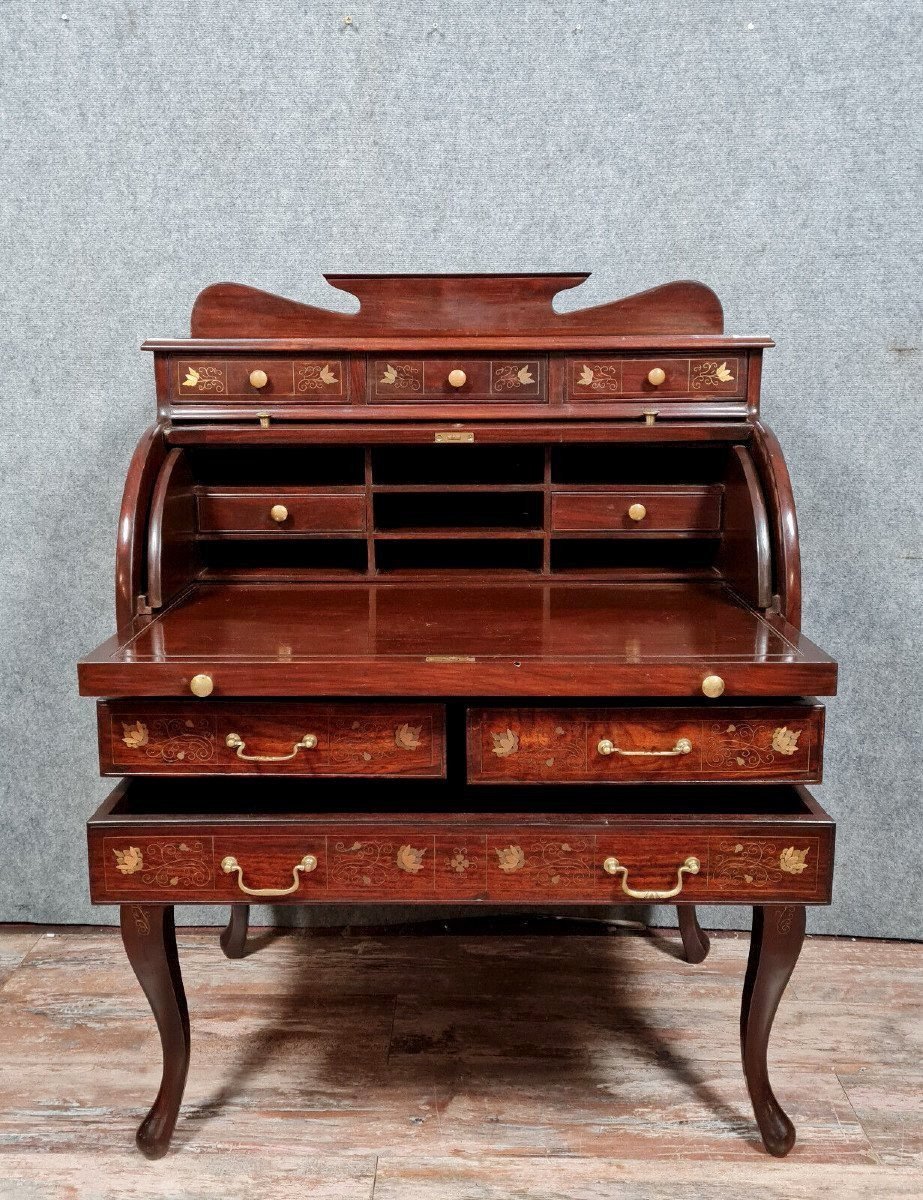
[565, 356, 745, 400]
[551, 487, 723, 533]
[196, 488, 366, 534]
[369, 356, 547, 402]
[172, 357, 347, 401]
[89, 788, 834, 906]
[467, 706, 824, 784]
[98, 702, 445, 777]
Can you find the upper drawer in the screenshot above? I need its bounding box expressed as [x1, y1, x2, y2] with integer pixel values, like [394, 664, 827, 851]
[369, 356, 547, 402]
[552, 487, 723, 533]
[100, 701, 445, 777]
[172, 357, 348, 402]
[565, 356, 745, 401]
[467, 705, 824, 784]
[197, 488, 366, 534]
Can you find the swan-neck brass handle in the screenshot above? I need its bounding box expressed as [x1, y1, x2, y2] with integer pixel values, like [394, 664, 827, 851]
[603, 855, 700, 899]
[222, 854, 317, 896]
[597, 737, 692, 758]
[225, 732, 318, 761]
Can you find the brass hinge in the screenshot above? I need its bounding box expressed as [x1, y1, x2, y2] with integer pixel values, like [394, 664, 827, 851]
[135, 594, 153, 616]
[257, 410, 271, 428]
[434, 431, 474, 443]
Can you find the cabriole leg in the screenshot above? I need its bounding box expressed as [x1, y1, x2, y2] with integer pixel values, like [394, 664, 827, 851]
[220, 904, 250, 958]
[120, 904, 190, 1159]
[740, 904, 806, 1156]
[676, 905, 710, 963]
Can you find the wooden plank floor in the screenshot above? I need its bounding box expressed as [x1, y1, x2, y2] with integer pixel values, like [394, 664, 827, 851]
[0, 922, 920, 1199]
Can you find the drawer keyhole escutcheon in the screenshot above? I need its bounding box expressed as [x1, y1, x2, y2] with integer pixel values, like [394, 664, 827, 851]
[447, 369, 467, 388]
[222, 854, 317, 897]
[269, 504, 288, 523]
[598, 736, 692, 758]
[225, 732, 318, 762]
[603, 855, 700, 900]
[189, 673, 214, 698]
[702, 675, 726, 698]
[628, 503, 647, 521]
[249, 369, 268, 389]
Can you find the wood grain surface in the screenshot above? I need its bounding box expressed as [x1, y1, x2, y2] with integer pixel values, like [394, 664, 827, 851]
[0, 925, 918, 1198]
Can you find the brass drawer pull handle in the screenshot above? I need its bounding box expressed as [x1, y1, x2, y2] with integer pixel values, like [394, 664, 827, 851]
[603, 855, 700, 900]
[225, 732, 318, 761]
[222, 854, 317, 897]
[597, 737, 692, 758]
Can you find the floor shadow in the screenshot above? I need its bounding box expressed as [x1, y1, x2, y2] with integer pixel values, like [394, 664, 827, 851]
[179, 916, 751, 1150]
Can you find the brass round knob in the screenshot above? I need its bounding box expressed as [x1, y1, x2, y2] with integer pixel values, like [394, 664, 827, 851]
[447, 369, 467, 388]
[270, 504, 288, 523]
[249, 369, 268, 389]
[701, 675, 726, 698]
[189, 673, 214, 698]
[628, 503, 647, 522]
[647, 367, 666, 386]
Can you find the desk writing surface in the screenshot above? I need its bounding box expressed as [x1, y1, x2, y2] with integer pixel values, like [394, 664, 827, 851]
[79, 581, 836, 697]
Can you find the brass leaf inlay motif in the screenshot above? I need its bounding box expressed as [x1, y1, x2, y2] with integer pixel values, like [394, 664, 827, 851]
[394, 722, 423, 751]
[517, 365, 534, 385]
[380, 364, 398, 384]
[319, 364, 338, 385]
[772, 726, 802, 756]
[496, 845, 525, 873]
[121, 720, 149, 749]
[491, 729, 519, 758]
[779, 846, 809, 874]
[577, 364, 594, 386]
[396, 844, 426, 874]
[182, 368, 200, 389]
[446, 849, 472, 874]
[113, 846, 143, 875]
[691, 360, 735, 389]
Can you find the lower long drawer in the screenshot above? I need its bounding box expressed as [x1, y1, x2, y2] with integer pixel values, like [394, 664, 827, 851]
[88, 779, 834, 906]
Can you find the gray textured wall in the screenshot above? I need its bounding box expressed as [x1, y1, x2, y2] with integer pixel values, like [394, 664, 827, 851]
[1, 2, 920, 937]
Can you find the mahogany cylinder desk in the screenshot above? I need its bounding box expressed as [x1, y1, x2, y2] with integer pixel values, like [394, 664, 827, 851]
[78, 274, 838, 1159]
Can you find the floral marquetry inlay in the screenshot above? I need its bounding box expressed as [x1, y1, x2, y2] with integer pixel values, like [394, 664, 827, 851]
[378, 363, 422, 391]
[492, 729, 519, 757]
[446, 848, 474, 874]
[111, 841, 212, 889]
[180, 364, 225, 393]
[704, 722, 804, 770]
[779, 846, 809, 874]
[495, 845, 525, 873]
[690, 360, 735, 389]
[771, 726, 802, 756]
[113, 846, 143, 875]
[575, 362, 621, 392]
[396, 845, 427, 874]
[492, 363, 536, 390]
[394, 723, 423, 751]
[709, 839, 814, 890]
[116, 716, 216, 764]
[297, 362, 340, 392]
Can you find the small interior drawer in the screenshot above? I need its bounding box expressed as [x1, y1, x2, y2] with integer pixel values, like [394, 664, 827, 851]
[88, 778, 834, 906]
[196, 488, 366, 534]
[173, 357, 347, 400]
[369, 356, 547, 402]
[467, 705, 824, 784]
[551, 487, 723, 533]
[99, 701, 445, 777]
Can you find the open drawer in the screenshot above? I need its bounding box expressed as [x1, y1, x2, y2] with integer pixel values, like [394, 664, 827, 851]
[88, 779, 834, 906]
